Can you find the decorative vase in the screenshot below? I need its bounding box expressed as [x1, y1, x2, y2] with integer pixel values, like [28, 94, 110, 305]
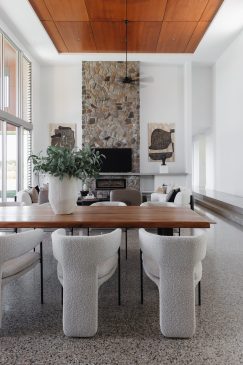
[48, 175, 78, 214]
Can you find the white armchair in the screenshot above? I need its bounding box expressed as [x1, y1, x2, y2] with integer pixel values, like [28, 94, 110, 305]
[52, 228, 122, 337]
[16, 190, 33, 205]
[139, 228, 207, 338]
[0, 229, 44, 327]
[151, 187, 192, 208]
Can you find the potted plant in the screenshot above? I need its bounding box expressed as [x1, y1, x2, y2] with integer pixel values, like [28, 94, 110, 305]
[30, 145, 103, 214]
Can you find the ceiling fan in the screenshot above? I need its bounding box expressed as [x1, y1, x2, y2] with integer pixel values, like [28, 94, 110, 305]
[118, 0, 153, 85]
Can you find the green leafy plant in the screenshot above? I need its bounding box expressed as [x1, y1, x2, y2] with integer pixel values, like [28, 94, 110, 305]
[29, 145, 103, 181]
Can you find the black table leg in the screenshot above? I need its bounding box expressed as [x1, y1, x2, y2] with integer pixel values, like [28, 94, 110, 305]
[157, 228, 174, 236]
[140, 249, 143, 304]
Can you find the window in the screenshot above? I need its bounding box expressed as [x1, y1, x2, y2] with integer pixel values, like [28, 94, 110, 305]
[0, 34, 2, 111]
[3, 38, 18, 116]
[23, 129, 32, 189]
[0, 29, 32, 201]
[6, 123, 17, 200]
[22, 56, 32, 123]
[0, 122, 2, 200]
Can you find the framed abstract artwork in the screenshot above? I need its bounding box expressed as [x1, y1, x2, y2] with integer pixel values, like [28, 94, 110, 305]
[49, 123, 76, 149]
[148, 123, 175, 164]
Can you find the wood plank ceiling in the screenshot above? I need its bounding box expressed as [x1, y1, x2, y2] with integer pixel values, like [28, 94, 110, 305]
[28, 0, 224, 53]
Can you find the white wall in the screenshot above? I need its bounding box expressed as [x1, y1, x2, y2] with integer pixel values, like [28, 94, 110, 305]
[214, 29, 243, 196]
[192, 65, 213, 136]
[37, 62, 189, 177]
[191, 65, 215, 190]
[140, 62, 185, 174]
[36, 65, 82, 153]
[35, 61, 192, 191]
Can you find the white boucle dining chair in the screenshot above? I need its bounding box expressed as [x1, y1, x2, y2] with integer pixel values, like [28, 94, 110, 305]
[0, 229, 44, 327]
[52, 228, 122, 337]
[139, 228, 207, 338]
[90, 201, 128, 258]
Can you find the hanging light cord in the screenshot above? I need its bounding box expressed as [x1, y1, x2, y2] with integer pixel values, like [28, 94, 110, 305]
[125, 0, 128, 79]
[125, 20, 128, 78]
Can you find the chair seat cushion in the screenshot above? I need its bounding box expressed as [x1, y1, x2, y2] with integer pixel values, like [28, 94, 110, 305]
[143, 256, 202, 285]
[57, 254, 118, 281]
[2, 252, 40, 279]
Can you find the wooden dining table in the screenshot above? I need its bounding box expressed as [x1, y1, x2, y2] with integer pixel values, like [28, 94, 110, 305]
[0, 204, 213, 229]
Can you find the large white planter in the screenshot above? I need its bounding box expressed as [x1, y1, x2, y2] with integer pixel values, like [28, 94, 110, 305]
[48, 175, 78, 214]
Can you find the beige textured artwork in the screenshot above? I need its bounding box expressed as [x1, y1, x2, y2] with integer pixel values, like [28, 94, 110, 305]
[148, 123, 175, 164]
[49, 123, 76, 149]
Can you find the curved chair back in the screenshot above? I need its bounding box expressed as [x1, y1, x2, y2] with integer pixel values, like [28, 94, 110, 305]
[16, 190, 32, 205]
[174, 190, 191, 207]
[91, 201, 126, 206]
[52, 228, 122, 337]
[0, 229, 43, 265]
[110, 189, 142, 206]
[139, 228, 207, 338]
[0, 229, 44, 326]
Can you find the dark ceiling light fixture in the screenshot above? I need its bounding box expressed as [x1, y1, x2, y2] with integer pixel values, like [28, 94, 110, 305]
[118, 0, 153, 85]
[121, 18, 135, 84]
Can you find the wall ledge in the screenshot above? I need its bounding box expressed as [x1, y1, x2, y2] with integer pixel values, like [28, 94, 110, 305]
[193, 188, 243, 227]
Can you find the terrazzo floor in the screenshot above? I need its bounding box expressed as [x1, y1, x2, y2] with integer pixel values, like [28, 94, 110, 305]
[0, 207, 243, 365]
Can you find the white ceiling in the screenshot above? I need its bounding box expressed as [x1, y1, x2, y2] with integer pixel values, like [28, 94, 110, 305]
[0, 0, 243, 65]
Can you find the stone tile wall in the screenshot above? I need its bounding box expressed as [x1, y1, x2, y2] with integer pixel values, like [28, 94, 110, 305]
[82, 61, 140, 173]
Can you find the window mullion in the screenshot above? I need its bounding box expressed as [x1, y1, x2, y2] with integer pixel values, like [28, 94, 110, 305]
[2, 121, 7, 201]
[18, 51, 23, 119]
[17, 126, 23, 191]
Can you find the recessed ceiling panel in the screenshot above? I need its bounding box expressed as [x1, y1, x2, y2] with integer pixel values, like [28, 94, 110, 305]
[185, 21, 209, 52]
[201, 0, 224, 21]
[56, 22, 96, 52]
[127, 0, 167, 21]
[85, 0, 125, 21]
[164, 0, 209, 21]
[42, 21, 68, 51]
[29, 0, 52, 20]
[128, 22, 162, 52]
[28, 0, 224, 53]
[91, 22, 125, 52]
[44, 0, 89, 21]
[157, 21, 197, 52]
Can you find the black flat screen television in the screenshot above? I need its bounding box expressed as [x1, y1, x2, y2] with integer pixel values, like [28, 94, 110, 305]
[95, 148, 132, 173]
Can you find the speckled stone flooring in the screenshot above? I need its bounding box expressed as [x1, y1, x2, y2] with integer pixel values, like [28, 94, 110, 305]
[0, 207, 243, 365]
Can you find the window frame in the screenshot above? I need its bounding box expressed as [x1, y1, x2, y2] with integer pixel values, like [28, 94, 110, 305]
[0, 28, 33, 201]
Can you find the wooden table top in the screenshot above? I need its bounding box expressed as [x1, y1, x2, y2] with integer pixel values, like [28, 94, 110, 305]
[0, 205, 214, 229]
